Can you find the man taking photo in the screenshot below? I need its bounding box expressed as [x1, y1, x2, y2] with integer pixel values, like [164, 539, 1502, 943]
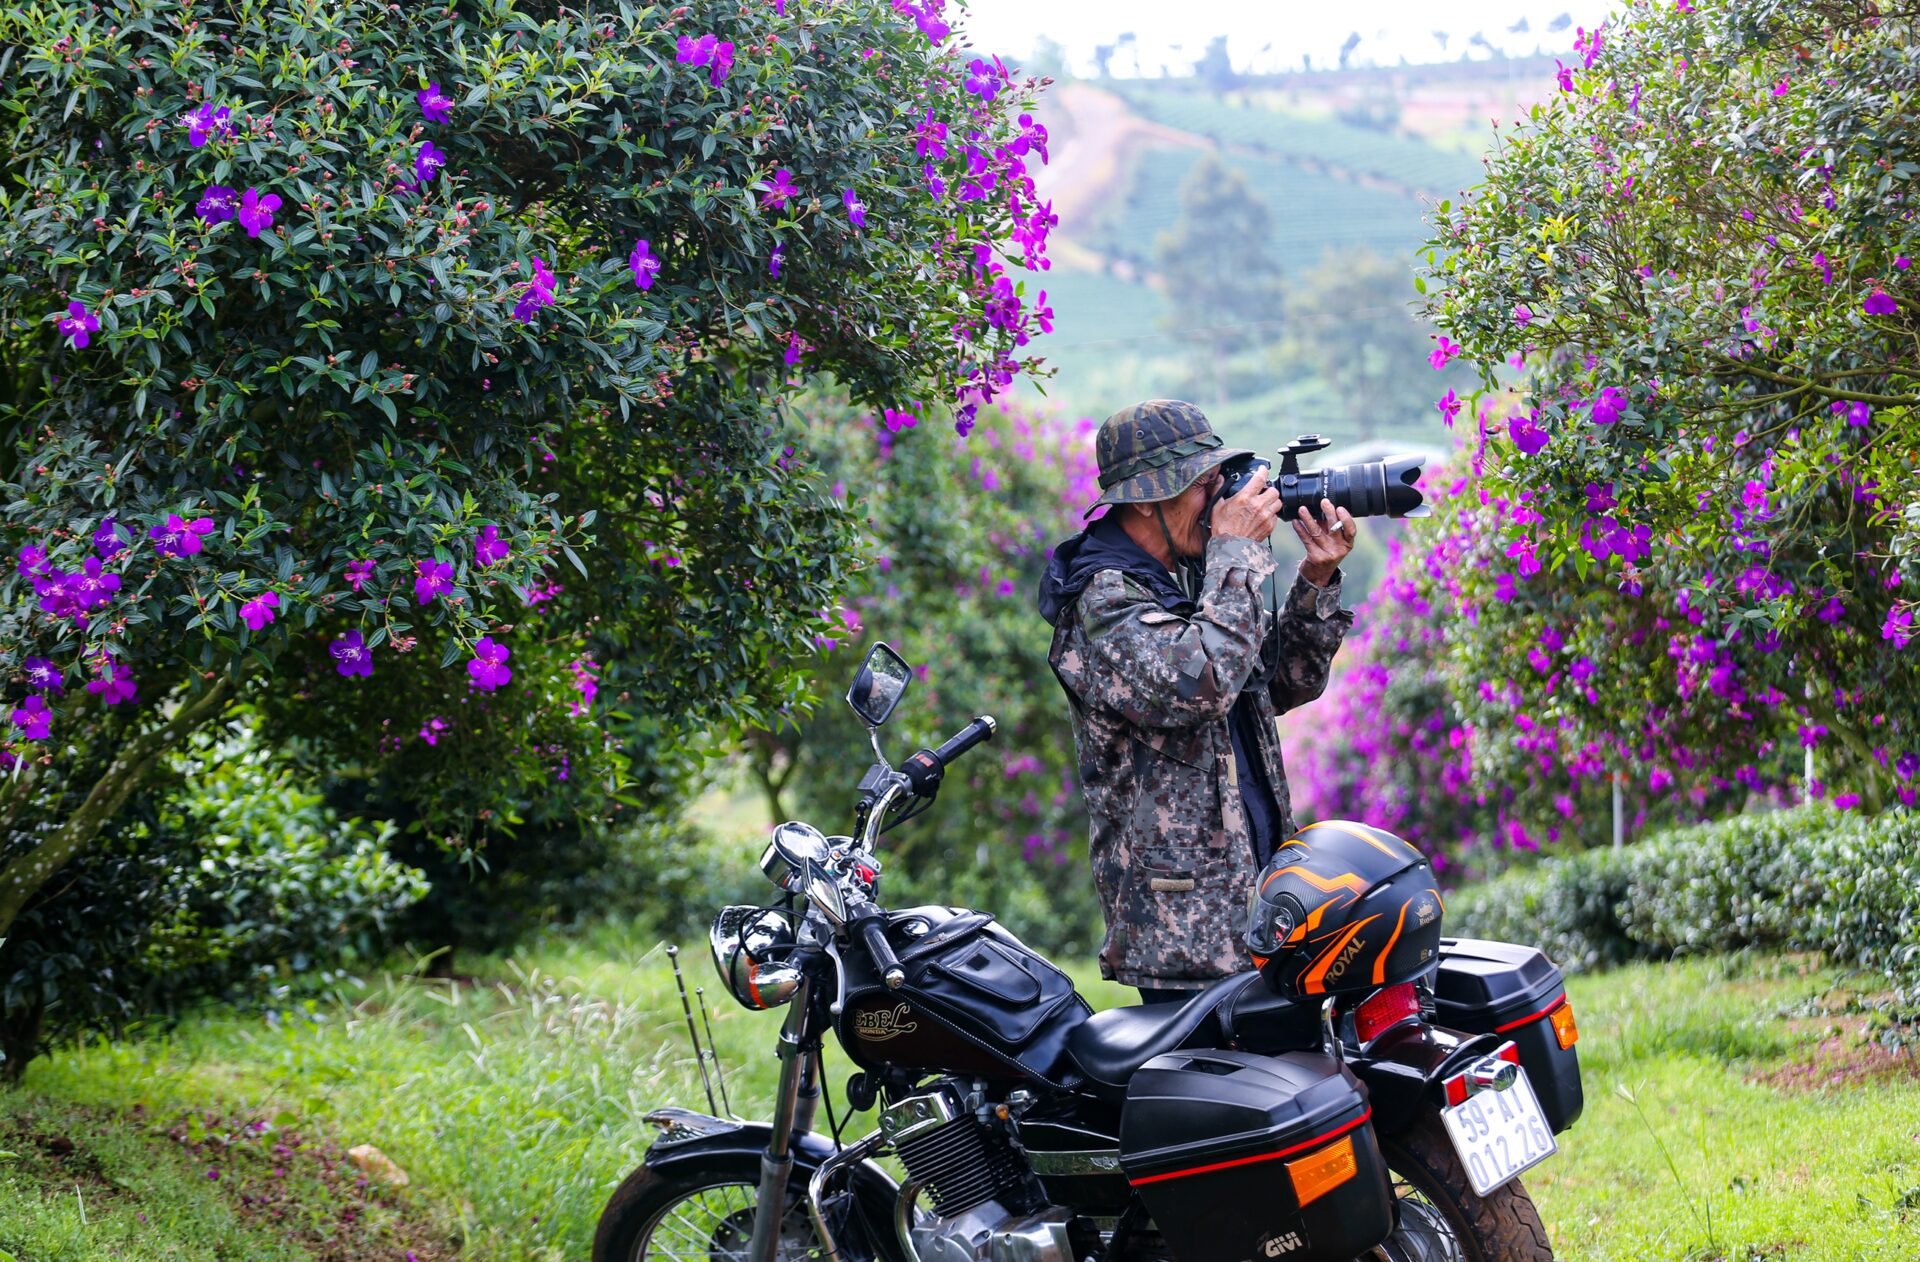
[1036, 400, 1356, 1004]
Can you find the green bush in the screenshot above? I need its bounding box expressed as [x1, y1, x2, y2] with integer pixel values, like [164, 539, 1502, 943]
[0, 717, 425, 1079]
[1447, 806, 1920, 995]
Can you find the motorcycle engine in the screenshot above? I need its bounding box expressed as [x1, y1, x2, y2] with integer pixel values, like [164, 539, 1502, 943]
[879, 1085, 1093, 1262]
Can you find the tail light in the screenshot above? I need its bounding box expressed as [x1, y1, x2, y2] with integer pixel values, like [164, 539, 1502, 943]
[1353, 982, 1420, 1043]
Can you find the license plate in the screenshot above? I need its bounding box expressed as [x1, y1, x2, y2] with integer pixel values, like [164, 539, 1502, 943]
[1440, 1067, 1557, 1196]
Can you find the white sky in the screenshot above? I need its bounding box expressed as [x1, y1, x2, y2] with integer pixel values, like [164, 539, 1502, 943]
[959, 0, 1622, 76]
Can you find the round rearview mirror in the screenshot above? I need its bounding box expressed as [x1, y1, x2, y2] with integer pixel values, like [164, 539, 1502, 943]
[846, 641, 913, 728]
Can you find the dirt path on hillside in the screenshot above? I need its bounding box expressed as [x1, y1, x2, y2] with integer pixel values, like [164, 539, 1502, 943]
[1034, 82, 1207, 273]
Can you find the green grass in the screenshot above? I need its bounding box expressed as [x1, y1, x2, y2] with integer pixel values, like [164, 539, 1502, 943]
[4, 942, 1916, 1261]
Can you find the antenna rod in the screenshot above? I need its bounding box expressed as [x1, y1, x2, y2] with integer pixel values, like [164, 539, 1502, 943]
[667, 945, 719, 1116]
[696, 986, 733, 1118]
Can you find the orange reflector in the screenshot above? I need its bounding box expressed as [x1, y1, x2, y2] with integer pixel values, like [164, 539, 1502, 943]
[1550, 1001, 1579, 1050]
[1287, 1134, 1357, 1207]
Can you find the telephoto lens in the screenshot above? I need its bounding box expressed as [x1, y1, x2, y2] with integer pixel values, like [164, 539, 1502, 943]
[1215, 435, 1430, 521]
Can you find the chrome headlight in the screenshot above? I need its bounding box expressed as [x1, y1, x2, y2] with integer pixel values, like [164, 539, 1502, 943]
[709, 905, 802, 1010]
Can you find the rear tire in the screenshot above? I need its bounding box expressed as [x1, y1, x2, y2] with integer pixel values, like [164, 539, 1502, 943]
[1374, 1111, 1554, 1262]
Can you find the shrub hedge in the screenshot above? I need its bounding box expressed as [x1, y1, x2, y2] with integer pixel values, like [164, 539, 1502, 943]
[1447, 805, 1920, 994]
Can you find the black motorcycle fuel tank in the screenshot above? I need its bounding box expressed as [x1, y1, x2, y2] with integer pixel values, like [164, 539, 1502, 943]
[835, 905, 1091, 1087]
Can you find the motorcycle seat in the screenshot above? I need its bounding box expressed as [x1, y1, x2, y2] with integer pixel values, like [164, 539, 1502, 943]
[1067, 971, 1263, 1090]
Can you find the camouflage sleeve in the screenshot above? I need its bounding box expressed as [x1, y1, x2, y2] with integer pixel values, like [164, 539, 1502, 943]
[1266, 563, 1355, 715]
[1075, 534, 1277, 730]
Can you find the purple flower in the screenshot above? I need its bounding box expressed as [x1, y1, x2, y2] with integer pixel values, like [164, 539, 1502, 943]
[474, 523, 509, 568]
[11, 695, 52, 741]
[23, 657, 62, 692]
[843, 188, 867, 229]
[330, 630, 374, 678]
[629, 238, 661, 290]
[150, 514, 216, 558]
[418, 81, 454, 124]
[239, 590, 280, 631]
[57, 301, 99, 349]
[915, 109, 948, 161]
[1589, 386, 1627, 425]
[34, 568, 79, 619]
[677, 32, 719, 64]
[912, 5, 951, 42]
[467, 637, 512, 691]
[1509, 413, 1549, 456]
[415, 141, 447, 184]
[17, 545, 48, 578]
[769, 241, 786, 278]
[1817, 596, 1846, 623]
[1863, 289, 1899, 316]
[1828, 398, 1872, 427]
[64, 557, 123, 612]
[1771, 78, 1791, 96]
[181, 103, 233, 148]
[87, 659, 137, 706]
[762, 168, 798, 209]
[1513, 304, 1534, 327]
[1898, 256, 1913, 271]
[710, 41, 736, 86]
[414, 558, 454, 605]
[512, 256, 559, 324]
[1555, 61, 1574, 92]
[345, 559, 375, 591]
[94, 517, 127, 558]
[1584, 481, 1616, 513]
[963, 59, 1000, 101]
[237, 188, 282, 238]
[197, 184, 240, 224]
[1435, 390, 1462, 427]
[1885, 606, 1915, 648]
[1428, 336, 1460, 370]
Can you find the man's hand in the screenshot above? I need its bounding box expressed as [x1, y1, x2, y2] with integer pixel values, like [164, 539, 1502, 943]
[1293, 498, 1356, 586]
[1210, 468, 1282, 543]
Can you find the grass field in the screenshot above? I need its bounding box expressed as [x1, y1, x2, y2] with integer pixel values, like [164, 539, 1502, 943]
[4, 943, 1917, 1261]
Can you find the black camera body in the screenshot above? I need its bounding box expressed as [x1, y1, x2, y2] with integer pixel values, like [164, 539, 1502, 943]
[1215, 435, 1430, 522]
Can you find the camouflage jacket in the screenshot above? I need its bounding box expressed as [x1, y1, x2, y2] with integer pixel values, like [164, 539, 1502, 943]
[1042, 533, 1352, 989]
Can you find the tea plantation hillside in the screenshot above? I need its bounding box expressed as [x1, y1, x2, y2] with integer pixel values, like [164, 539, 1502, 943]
[1109, 83, 1486, 194]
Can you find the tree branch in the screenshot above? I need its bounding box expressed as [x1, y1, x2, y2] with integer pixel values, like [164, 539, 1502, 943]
[0, 677, 237, 938]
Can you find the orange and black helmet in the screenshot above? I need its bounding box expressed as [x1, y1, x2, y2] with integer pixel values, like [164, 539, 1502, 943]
[1244, 820, 1444, 999]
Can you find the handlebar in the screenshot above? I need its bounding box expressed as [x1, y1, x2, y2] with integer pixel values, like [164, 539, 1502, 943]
[856, 914, 906, 989]
[902, 714, 998, 796]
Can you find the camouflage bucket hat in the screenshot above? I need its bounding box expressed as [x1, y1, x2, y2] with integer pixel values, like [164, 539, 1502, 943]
[1086, 399, 1251, 518]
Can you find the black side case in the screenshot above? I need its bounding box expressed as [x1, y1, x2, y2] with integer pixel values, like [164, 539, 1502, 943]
[1119, 1050, 1392, 1262]
[1431, 937, 1583, 1133]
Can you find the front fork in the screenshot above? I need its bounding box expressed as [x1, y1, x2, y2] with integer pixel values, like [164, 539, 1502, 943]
[747, 972, 818, 1262]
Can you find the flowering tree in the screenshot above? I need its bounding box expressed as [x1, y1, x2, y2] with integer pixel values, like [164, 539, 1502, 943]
[745, 401, 1105, 952]
[0, 0, 1055, 941]
[1289, 458, 1789, 871]
[1422, 0, 1918, 811]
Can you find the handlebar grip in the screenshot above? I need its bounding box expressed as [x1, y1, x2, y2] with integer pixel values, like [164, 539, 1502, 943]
[933, 714, 997, 766]
[858, 915, 906, 990]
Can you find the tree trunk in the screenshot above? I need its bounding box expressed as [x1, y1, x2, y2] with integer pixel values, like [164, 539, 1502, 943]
[0, 677, 237, 941]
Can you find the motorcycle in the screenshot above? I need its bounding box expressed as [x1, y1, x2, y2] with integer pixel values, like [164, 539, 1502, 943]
[594, 642, 1584, 1262]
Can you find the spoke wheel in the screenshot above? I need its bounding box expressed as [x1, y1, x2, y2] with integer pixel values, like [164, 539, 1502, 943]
[1374, 1172, 1469, 1262]
[637, 1180, 817, 1262]
[596, 1169, 825, 1262]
